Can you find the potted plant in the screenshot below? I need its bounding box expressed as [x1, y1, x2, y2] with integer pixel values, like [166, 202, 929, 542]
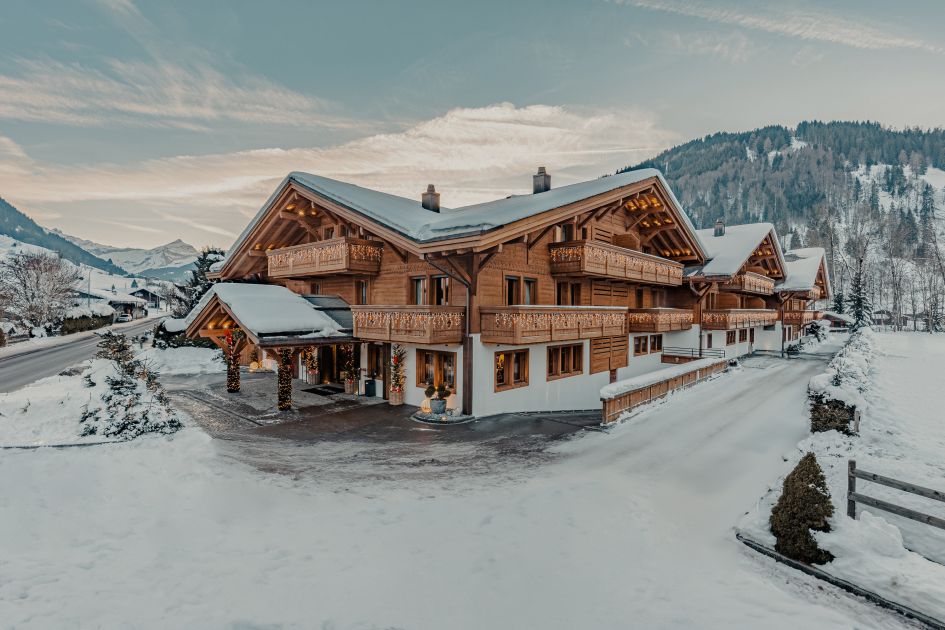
[424, 384, 437, 411]
[389, 344, 406, 405]
[429, 384, 448, 414]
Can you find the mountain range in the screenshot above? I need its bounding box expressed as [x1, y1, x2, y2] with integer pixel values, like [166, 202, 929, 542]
[51, 230, 199, 281]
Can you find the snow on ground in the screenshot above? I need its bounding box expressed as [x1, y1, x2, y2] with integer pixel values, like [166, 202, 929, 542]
[0, 315, 162, 360]
[740, 331, 945, 621]
[0, 335, 915, 629]
[135, 347, 223, 376]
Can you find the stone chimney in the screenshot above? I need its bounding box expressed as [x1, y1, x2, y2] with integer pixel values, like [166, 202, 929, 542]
[714, 218, 725, 237]
[421, 184, 440, 212]
[533, 166, 551, 194]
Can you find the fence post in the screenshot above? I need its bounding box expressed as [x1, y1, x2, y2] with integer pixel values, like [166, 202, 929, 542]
[847, 459, 857, 519]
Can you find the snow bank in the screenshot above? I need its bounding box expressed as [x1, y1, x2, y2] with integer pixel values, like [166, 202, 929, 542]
[135, 347, 223, 376]
[0, 358, 180, 446]
[808, 327, 877, 409]
[741, 332, 945, 621]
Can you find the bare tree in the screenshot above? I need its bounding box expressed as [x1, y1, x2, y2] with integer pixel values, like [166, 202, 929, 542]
[0, 252, 81, 329]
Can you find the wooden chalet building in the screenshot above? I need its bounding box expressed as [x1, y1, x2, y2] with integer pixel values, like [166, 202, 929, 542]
[183, 167, 830, 417]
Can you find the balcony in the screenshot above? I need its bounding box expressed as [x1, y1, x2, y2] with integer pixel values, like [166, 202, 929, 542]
[549, 241, 683, 286]
[701, 309, 779, 330]
[480, 305, 626, 345]
[783, 310, 820, 326]
[350, 305, 465, 345]
[626, 308, 694, 333]
[267, 237, 382, 278]
[719, 272, 775, 295]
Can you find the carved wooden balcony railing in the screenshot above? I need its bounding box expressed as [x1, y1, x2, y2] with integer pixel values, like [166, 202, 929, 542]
[626, 308, 694, 333]
[782, 310, 820, 326]
[267, 237, 382, 278]
[480, 305, 627, 345]
[350, 305, 465, 345]
[701, 309, 779, 330]
[719, 272, 775, 295]
[549, 241, 684, 286]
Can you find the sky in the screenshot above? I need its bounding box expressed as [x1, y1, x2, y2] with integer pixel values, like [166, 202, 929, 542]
[2, 0, 944, 250]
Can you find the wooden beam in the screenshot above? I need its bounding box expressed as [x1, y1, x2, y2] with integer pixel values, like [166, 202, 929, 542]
[526, 224, 555, 251]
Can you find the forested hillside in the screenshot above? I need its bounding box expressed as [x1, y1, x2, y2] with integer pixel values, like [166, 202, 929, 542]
[0, 198, 126, 275]
[619, 121, 945, 329]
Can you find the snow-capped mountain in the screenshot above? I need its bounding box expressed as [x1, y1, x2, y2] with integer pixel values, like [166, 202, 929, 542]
[52, 230, 199, 277]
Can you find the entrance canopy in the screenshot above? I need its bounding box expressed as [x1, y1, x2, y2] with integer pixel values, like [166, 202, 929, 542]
[180, 283, 350, 348]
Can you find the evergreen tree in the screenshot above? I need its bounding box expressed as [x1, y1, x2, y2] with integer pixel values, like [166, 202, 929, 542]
[832, 290, 845, 314]
[131, 279, 139, 289]
[770, 452, 835, 564]
[187, 247, 226, 309]
[848, 258, 872, 330]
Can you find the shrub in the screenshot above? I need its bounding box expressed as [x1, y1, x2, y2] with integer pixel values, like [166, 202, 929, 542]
[424, 384, 437, 399]
[809, 394, 857, 434]
[0, 325, 5, 348]
[152, 321, 214, 349]
[60, 314, 112, 335]
[770, 452, 835, 564]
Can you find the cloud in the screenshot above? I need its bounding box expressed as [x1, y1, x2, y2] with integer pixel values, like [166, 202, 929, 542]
[666, 30, 755, 63]
[0, 58, 347, 129]
[0, 103, 679, 244]
[619, 0, 943, 53]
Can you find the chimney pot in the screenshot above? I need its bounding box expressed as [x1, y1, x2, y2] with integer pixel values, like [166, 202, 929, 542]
[533, 166, 551, 194]
[714, 218, 725, 237]
[422, 184, 440, 212]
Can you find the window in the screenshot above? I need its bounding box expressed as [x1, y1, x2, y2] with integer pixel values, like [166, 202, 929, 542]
[706, 333, 713, 349]
[559, 222, 575, 242]
[410, 277, 426, 305]
[523, 278, 537, 305]
[726, 331, 737, 345]
[495, 349, 528, 391]
[547, 343, 583, 380]
[635, 288, 645, 308]
[323, 226, 335, 239]
[416, 350, 456, 390]
[749, 328, 755, 343]
[649, 334, 663, 352]
[312, 282, 321, 295]
[354, 280, 368, 305]
[556, 281, 582, 306]
[432, 275, 450, 306]
[339, 225, 349, 237]
[367, 345, 384, 379]
[634, 335, 649, 355]
[738, 329, 748, 343]
[505, 276, 520, 305]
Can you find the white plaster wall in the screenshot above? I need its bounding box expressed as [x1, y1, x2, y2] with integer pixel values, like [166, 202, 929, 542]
[754, 323, 783, 352]
[471, 335, 610, 417]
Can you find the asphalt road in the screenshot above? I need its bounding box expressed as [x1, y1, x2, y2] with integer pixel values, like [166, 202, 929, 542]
[0, 318, 157, 393]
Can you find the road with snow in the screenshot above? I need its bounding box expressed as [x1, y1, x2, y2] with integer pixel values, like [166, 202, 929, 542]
[0, 318, 156, 393]
[0, 337, 914, 628]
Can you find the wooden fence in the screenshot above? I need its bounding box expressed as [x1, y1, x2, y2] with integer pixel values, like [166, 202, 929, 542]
[601, 359, 727, 424]
[847, 460, 945, 530]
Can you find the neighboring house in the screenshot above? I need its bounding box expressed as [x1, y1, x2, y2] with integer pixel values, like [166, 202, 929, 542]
[130, 287, 163, 309]
[822, 311, 854, 331]
[186, 167, 830, 416]
[72, 288, 148, 319]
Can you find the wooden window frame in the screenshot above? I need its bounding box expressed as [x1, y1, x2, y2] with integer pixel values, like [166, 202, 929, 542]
[323, 226, 335, 240]
[523, 278, 538, 305]
[495, 349, 529, 391]
[410, 276, 426, 305]
[633, 335, 649, 356]
[749, 328, 755, 343]
[726, 330, 737, 345]
[546, 343, 583, 381]
[416, 350, 457, 392]
[505, 276, 521, 306]
[355, 279, 368, 305]
[649, 334, 663, 352]
[706, 333, 713, 349]
[431, 274, 450, 306]
[738, 329, 748, 343]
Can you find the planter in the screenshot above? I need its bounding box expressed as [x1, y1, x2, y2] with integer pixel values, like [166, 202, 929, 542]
[430, 398, 447, 414]
[389, 389, 404, 406]
[344, 379, 356, 395]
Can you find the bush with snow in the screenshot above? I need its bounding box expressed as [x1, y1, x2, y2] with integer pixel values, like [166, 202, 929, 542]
[770, 452, 835, 565]
[78, 332, 182, 441]
[808, 327, 877, 433]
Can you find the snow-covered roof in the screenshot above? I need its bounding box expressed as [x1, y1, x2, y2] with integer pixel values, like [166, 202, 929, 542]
[183, 283, 344, 340]
[217, 168, 705, 272]
[73, 287, 147, 305]
[822, 311, 854, 324]
[777, 247, 830, 295]
[692, 222, 783, 277]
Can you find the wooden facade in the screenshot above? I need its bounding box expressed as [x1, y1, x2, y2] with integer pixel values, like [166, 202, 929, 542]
[197, 168, 830, 416]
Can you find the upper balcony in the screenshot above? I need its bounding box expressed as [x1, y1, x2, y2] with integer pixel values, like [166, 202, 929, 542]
[701, 309, 779, 330]
[549, 241, 684, 286]
[626, 308, 694, 333]
[718, 272, 775, 295]
[267, 237, 383, 279]
[783, 310, 820, 326]
[480, 305, 627, 345]
[350, 305, 465, 345]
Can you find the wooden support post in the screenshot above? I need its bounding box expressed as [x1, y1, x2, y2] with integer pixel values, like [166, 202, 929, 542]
[847, 459, 857, 519]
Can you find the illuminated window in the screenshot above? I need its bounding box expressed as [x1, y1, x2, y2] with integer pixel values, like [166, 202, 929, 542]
[495, 349, 528, 391]
[416, 350, 456, 390]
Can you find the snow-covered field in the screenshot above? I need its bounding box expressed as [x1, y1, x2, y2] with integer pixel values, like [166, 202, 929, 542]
[741, 331, 945, 621]
[0, 339, 924, 629]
